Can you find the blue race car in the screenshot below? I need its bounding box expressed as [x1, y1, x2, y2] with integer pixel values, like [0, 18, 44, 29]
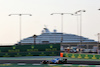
[41, 58, 67, 64]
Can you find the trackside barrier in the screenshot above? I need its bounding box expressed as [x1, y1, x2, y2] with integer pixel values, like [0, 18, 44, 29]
[0, 51, 60, 57]
[0, 44, 60, 57]
[63, 53, 100, 59]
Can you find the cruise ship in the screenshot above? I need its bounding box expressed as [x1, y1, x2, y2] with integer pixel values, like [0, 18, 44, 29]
[19, 28, 97, 49]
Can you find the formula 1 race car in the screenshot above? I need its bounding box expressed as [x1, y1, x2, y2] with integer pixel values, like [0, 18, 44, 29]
[41, 58, 67, 64]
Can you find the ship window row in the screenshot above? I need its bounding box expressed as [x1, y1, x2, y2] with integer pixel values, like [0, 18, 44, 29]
[24, 37, 88, 40]
[38, 36, 82, 38]
[38, 35, 83, 36]
[39, 35, 84, 37]
[23, 38, 94, 41]
[22, 37, 94, 42]
[21, 40, 95, 43]
[21, 41, 95, 43]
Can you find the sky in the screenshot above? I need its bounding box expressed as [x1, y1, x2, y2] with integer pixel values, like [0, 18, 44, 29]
[0, 0, 100, 45]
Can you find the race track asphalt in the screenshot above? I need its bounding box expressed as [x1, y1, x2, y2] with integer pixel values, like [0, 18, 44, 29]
[0, 60, 100, 65]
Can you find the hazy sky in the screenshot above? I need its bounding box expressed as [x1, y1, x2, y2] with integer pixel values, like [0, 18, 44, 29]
[0, 0, 100, 45]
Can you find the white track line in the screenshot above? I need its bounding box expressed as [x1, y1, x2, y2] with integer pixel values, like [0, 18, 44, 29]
[17, 63, 26, 65]
[32, 64, 41, 65]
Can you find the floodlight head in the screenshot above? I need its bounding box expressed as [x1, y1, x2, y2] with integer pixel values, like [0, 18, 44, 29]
[9, 14, 11, 16]
[83, 10, 86, 12]
[78, 10, 81, 12]
[51, 13, 53, 15]
[30, 14, 32, 16]
[61, 13, 63, 15]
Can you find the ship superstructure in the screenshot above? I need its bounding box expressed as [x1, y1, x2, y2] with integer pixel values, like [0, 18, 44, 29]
[20, 28, 97, 45]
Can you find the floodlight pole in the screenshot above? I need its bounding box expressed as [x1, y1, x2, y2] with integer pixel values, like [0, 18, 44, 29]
[75, 10, 86, 52]
[72, 13, 82, 35]
[9, 14, 32, 45]
[51, 13, 73, 45]
[97, 9, 100, 54]
[97, 33, 100, 54]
